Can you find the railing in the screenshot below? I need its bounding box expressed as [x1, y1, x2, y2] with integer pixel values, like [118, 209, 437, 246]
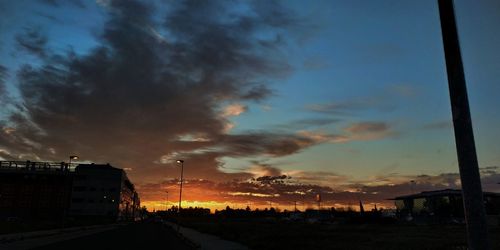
[0, 160, 76, 172]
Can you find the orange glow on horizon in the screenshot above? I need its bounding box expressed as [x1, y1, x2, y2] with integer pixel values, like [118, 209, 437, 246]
[141, 199, 394, 213]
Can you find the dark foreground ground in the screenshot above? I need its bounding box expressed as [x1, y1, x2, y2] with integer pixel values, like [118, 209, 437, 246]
[177, 217, 500, 250]
[32, 221, 193, 250]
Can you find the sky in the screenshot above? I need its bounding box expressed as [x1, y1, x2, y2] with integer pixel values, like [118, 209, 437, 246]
[0, 0, 499, 211]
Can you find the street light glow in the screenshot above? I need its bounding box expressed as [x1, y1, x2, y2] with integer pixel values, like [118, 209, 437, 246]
[176, 159, 184, 163]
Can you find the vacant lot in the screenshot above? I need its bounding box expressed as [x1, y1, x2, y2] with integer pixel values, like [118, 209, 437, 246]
[177, 217, 499, 250]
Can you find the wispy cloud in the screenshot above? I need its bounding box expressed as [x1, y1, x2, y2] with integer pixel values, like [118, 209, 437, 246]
[305, 99, 376, 115]
[305, 83, 420, 116]
[275, 118, 341, 130]
[343, 121, 395, 141]
[15, 27, 48, 58]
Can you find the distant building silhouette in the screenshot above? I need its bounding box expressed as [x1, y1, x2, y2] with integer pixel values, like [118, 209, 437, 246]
[391, 189, 500, 224]
[0, 161, 140, 222]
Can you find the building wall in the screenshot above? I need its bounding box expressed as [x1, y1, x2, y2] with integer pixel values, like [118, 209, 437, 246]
[0, 161, 140, 222]
[395, 193, 499, 219]
[0, 166, 72, 221]
[117, 174, 141, 221]
[69, 164, 140, 221]
[69, 165, 123, 218]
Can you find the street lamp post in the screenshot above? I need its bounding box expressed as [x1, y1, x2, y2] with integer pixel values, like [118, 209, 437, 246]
[176, 160, 184, 212]
[61, 155, 78, 229]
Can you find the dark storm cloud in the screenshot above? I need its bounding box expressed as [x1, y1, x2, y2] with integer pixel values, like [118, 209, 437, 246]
[2, 0, 317, 182]
[163, 132, 323, 180]
[217, 132, 320, 157]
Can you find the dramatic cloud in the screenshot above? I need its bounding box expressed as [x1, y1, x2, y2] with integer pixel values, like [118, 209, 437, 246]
[0, 0, 320, 184]
[246, 161, 283, 177]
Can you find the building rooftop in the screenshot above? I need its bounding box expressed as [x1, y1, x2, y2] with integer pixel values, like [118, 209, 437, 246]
[75, 163, 122, 172]
[391, 189, 500, 200]
[0, 161, 125, 174]
[0, 160, 74, 172]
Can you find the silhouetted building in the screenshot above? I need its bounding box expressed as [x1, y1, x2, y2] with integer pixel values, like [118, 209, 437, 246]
[391, 189, 500, 223]
[0, 161, 72, 221]
[70, 164, 140, 221]
[0, 161, 140, 222]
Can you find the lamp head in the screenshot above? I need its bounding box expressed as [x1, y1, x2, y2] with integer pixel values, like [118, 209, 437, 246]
[70, 155, 79, 160]
[176, 159, 184, 164]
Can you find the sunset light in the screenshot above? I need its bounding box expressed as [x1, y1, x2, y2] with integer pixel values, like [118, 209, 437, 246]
[1, 0, 499, 249]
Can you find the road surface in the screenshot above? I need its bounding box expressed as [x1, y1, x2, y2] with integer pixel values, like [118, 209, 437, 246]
[31, 222, 192, 250]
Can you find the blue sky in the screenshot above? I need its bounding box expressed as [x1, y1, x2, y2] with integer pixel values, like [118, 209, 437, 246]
[226, 0, 500, 179]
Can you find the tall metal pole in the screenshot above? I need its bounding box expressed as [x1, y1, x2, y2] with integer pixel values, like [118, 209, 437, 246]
[177, 160, 184, 211]
[437, 1, 490, 249]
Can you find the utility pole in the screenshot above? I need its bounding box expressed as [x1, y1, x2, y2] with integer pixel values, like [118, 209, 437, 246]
[438, 1, 490, 249]
[176, 160, 184, 211]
